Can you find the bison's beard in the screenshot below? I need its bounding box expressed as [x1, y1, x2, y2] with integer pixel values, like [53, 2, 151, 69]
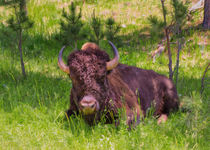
[82, 113, 100, 125]
[81, 108, 116, 125]
[82, 108, 118, 125]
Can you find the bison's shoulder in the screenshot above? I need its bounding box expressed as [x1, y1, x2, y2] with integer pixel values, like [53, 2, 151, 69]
[108, 64, 178, 115]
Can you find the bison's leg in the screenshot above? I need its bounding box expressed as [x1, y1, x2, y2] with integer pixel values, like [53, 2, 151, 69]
[162, 87, 179, 114]
[153, 92, 165, 116]
[66, 101, 79, 118]
[155, 84, 179, 124]
[157, 114, 168, 124]
[153, 96, 168, 125]
[126, 104, 141, 129]
[152, 90, 169, 125]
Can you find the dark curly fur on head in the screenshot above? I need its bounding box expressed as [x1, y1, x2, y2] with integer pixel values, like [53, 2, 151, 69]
[67, 48, 111, 116]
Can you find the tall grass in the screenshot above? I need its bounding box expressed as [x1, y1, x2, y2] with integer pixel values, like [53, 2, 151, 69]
[0, 0, 209, 149]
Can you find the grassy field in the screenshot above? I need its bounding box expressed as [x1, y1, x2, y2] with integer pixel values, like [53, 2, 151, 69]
[0, 0, 209, 149]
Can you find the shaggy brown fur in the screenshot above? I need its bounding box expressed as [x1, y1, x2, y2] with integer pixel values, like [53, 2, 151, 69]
[66, 44, 179, 127]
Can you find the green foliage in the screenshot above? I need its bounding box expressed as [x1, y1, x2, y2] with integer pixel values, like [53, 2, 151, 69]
[2, 0, 33, 32]
[1, 0, 33, 77]
[83, 0, 98, 4]
[171, 0, 189, 24]
[89, 10, 104, 45]
[88, 13, 121, 45]
[0, 0, 22, 5]
[148, 0, 190, 83]
[7, 12, 33, 32]
[104, 17, 121, 43]
[148, 0, 189, 39]
[0, 23, 17, 48]
[59, 2, 85, 49]
[171, 0, 189, 36]
[147, 15, 165, 40]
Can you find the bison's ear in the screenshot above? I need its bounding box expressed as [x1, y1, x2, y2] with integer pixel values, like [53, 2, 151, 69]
[106, 41, 119, 71]
[58, 46, 70, 74]
[81, 42, 100, 51]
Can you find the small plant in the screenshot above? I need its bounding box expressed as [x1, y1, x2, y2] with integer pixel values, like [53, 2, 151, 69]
[147, 15, 165, 40]
[203, 0, 210, 29]
[104, 17, 121, 43]
[148, 0, 189, 86]
[1, 0, 33, 78]
[89, 10, 104, 45]
[59, 2, 85, 50]
[171, 0, 189, 87]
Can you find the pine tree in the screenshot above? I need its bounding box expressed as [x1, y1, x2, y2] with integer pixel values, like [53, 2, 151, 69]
[171, 0, 189, 86]
[148, 0, 189, 86]
[203, 0, 210, 29]
[104, 17, 121, 43]
[60, 2, 85, 50]
[1, 0, 33, 78]
[147, 15, 165, 40]
[89, 10, 104, 45]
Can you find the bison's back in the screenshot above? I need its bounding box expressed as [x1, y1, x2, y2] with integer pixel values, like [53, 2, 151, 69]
[111, 64, 179, 115]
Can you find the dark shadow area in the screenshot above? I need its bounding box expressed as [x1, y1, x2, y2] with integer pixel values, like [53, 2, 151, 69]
[1, 63, 208, 113]
[1, 17, 204, 62]
[0, 66, 71, 112]
[0, 23, 62, 58]
[0, 19, 162, 60]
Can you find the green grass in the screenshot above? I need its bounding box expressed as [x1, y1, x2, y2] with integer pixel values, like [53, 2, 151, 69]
[0, 0, 209, 149]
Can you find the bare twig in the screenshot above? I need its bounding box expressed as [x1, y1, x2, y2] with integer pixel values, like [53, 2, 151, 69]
[200, 63, 210, 95]
[15, 3, 26, 77]
[174, 39, 181, 87]
[14, 3, 26, 77]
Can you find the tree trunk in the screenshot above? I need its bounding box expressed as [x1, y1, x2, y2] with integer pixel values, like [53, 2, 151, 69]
[175, 39, 181, 87]
[200, 63, 210, 94]
[74, 40, 77, 50]
[20, 0, 28, 16]
[18, 30, 26, 77]
[165, 28, 173, 80]
[203, 0, 210, 29]
[161, 0, 173, 80]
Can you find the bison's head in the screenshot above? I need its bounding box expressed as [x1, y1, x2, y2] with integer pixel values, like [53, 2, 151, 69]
[58, 42, 119, 123]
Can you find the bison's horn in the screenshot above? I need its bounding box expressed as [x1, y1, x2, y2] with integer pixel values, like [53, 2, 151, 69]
[58, 46, 70, 74]
[106, 41, 119, 70]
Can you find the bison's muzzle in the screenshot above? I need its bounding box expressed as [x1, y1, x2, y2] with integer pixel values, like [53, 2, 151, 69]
[79, 95, 100, 115]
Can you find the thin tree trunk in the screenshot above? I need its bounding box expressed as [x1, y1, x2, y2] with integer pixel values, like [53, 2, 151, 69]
[74, 40, 77, 50]
[20, 0, 28, 16]
[165, 28, 173, 80]
[175, 39, 181, 87]
[200, 63, 210, 94]
[161, 0, 173, 80]
[18, 30, 26, 77]
[203, 0, 210, 29]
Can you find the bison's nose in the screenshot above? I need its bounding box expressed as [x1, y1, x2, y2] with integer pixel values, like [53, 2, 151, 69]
[80, 96, 98, 115]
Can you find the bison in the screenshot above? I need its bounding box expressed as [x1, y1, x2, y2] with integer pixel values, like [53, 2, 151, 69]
[58, 41, 179, 128]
